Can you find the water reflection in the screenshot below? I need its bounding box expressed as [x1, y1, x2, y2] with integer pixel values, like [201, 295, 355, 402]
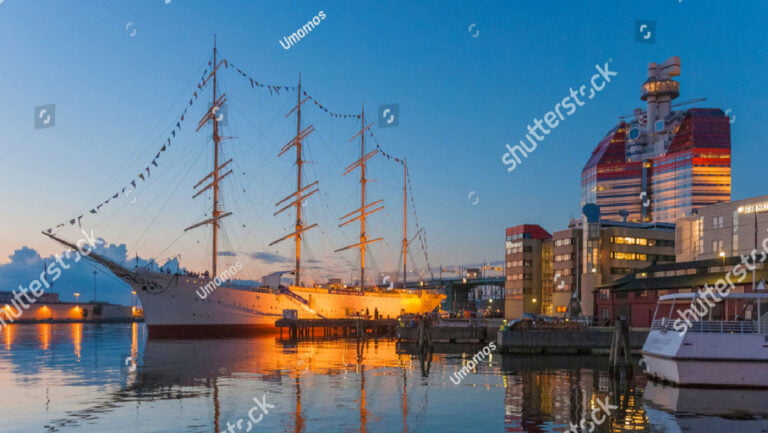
[643, 382, 768, 433]
[0, 324, 766, 432]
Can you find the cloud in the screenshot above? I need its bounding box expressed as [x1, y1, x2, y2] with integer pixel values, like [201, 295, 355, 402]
[0, 237, 191, 307]
[218, 251, 237, 257]
[248, 251, 290, 264]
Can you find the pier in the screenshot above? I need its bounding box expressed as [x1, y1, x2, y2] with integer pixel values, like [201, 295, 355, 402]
[498, 327, 648, 355]
[275, 318, 398, 339]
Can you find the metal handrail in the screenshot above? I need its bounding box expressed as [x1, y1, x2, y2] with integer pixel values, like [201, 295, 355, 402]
[651, 319, 761, 334]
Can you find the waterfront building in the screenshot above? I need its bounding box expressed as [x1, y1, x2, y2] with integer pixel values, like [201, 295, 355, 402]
[596, 195, 768, 327]
[677, 195, 768, 261]
[551, 227, 582, 315]
[0, 291, 138, 323]
[504, 224, 552, 318]
[581, 56, 731, 223]
[597, 256, 766, 327]
[504, 214, 674, 320]
[578, 209, 676, 319]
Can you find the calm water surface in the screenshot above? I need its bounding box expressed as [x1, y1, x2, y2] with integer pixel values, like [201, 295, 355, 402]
[1, 323, 766, 433]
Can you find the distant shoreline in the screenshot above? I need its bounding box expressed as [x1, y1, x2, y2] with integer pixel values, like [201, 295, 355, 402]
[4, 318, 144, 325]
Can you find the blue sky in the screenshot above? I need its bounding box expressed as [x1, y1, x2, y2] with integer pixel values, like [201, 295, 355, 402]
[1, 0, 767, 301]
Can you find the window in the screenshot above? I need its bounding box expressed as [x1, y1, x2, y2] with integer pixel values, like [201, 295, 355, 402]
[556, 306, 567, 313]
[711, 239, 724, 254]
[610, 252, 648, 261]
[602, 308, 610, 319]
[712, 215, 724, 229]
[599, 289, 611, 299]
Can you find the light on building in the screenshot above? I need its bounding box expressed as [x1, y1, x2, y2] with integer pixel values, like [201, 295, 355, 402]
[532, 298, 538, 303]
[591, 268, 597, 273]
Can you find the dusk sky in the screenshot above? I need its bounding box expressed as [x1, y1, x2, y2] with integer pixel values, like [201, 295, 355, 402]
[1, 0, 767, 302]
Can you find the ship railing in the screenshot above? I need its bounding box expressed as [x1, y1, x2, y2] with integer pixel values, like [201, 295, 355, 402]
[652, 319, 761, 334]
[687, 320, 759, 334]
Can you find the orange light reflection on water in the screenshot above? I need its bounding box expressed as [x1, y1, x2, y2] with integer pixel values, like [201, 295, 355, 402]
[39, 323, 51, 351]
[72, 323, 82, 360]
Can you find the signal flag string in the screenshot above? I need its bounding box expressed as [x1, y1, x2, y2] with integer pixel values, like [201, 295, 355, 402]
[45, 74, 210, 233]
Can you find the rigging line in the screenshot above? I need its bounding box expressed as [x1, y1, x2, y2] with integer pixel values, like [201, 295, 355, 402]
[71, 55, 209, 212]
[0, 130, 33, 164]
[101, 135, 208, 235]
[124, 138, 210, 260]
[108, 55, 211, 178]
[153, 230, 190, 265]
[407, 171, 433, 279]
[65, 64, 211, 228]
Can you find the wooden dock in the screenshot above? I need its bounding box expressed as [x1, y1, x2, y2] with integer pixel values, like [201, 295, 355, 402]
[275, 318, 398, 339]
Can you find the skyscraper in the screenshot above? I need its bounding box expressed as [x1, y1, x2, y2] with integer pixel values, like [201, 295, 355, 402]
[581, 56, 731, 223]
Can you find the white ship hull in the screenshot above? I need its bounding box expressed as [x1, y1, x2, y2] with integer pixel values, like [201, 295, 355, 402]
[131, 269, 444, 337]
[642, 328, 768, 387]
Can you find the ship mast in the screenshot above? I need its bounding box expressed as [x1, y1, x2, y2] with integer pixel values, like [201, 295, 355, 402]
[186, 36, 233, 277]
[402, 159, 407, 290]
[271, 74, 318, 287]
[336, 106, 383, 288]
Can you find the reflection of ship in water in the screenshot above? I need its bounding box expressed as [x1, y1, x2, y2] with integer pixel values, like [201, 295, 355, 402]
[38, 324, 434, 433]
[642, 381, 768, 433]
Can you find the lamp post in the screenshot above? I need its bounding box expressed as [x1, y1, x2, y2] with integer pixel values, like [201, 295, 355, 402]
[92, 271, 97, 302]
[74, 292, 80, 303]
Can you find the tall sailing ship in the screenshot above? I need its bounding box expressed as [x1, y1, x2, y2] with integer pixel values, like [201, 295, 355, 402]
[44, 41, 444, 337]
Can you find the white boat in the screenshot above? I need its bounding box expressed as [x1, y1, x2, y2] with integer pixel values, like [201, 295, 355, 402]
[641, 292, 768, 387]
[43, 40, 444, 337]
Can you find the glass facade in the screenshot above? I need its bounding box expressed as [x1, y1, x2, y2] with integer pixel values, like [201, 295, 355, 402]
[582, 109, 731, 223]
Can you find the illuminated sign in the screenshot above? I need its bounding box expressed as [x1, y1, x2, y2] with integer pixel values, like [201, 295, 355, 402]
[737, 202, 768, 214]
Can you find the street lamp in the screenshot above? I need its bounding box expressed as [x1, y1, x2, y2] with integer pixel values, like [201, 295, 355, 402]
[74, 292, 80, 303]
[719, 251, 726, 267]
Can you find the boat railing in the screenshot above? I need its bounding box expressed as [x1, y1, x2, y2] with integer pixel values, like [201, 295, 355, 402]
[652, 319, 762, 334]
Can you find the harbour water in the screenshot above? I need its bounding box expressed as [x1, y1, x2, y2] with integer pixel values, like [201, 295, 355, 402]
[1, 323, 767, 433]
